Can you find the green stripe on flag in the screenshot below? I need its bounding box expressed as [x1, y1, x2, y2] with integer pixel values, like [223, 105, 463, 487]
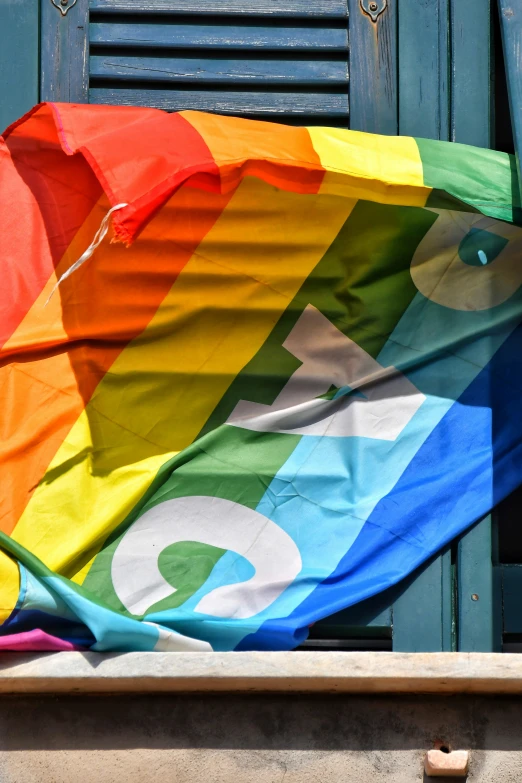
[416, 137, 522, 223]
[205, 199, 436, 431]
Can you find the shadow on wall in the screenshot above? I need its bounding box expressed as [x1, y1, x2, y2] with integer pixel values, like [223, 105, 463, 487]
[0, 692, 521, 751]
[0, 693, 520, 782]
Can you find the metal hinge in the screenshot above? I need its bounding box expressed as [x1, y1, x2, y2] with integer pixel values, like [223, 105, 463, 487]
[360, 0, 387, 22]
[50, 0, 78, 16]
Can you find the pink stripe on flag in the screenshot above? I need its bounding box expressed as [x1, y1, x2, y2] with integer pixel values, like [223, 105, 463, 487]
[0, 629, 84, 651]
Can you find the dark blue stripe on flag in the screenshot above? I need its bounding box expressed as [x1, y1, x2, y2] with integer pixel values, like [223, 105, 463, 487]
[238, 317, 522, 650]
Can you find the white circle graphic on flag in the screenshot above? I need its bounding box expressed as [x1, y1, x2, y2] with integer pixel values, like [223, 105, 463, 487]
[410, 209, 522, 310]
[111, 496, 302, 619]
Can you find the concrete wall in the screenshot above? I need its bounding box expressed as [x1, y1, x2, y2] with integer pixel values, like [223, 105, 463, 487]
[1, 692, 522, 782]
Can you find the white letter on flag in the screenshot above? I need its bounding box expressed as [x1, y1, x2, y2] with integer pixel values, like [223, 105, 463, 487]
[227, 305, 425, 440]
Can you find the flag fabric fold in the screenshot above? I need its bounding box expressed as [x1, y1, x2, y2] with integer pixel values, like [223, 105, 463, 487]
[0, 102, 521, 652]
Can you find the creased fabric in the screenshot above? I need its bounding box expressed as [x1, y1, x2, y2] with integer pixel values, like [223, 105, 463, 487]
[0, 103, 521, 651]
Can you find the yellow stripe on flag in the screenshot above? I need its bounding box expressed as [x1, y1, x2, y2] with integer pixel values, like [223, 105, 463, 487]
[13, 178, 356, 581]
[0, 553, 19, 624]
[309, 127, 430, 206]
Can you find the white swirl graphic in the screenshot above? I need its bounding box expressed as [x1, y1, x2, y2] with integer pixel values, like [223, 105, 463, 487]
[112, 496, 302, 619]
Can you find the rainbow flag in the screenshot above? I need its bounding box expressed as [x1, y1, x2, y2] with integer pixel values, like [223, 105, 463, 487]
[0, 102, 521, 652]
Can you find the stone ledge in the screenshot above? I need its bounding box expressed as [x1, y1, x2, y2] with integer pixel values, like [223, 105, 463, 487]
[0, 651, 521, 694]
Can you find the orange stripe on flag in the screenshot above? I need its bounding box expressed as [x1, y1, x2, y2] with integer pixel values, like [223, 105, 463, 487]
[182, 111, 325, 195]
[0, 185, 231, 535]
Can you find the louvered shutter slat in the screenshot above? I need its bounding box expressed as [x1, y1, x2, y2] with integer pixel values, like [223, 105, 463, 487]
[88, 2, 349, 122]
[89, 0, 348, 18]
[90, 56, 347, 86]
[88, 88, 348, 116]
[90, 22, 348, 51]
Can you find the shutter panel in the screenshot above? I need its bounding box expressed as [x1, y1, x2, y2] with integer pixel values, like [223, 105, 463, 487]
[497, 485, 522, 651]
[0, 0, 39, 132]
[495, 0, 522, 655]
[456, 0, 520, 654]
[498, 489, 522, 651]
[89, 0, 349, 124]
[398, 0, 498, 654]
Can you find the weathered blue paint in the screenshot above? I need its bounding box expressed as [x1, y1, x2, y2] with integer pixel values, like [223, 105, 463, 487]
[89, 0, 348, 16]
[393, 550, 454, 652]
[90, 55, 348, 86]
[41, 0, 89, 102]
[499, 1, 522, 191]
[348, 0, 398, 135]
[0, 0, 39, 133]
[89, 88, 348, 117]
[89, 22, 348, 50]
[398, 0, 449, 140]
[452, 0, 492, 147]
[88, 2, 349, 123]
[457, 515, 502, 652]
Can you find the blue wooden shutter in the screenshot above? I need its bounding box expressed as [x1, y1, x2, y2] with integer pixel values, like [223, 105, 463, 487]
[397, 0, 499, 654]
[88, 1, 349, 123]
[41, 0, 351, 125]
[0, 0, 39, 132]
[490, 0, 522, 654]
